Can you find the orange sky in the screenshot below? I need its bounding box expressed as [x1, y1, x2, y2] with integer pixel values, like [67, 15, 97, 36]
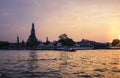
[0, 0, 120, 42]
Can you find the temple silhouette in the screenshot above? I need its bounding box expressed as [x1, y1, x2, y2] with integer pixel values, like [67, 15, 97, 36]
[0, 22, 111, 50]
[27, 23, 39, 48]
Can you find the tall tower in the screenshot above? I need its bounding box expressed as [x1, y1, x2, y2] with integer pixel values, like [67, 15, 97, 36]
[17, 34, 19, 44]
[46, 37, 48, 42]
[27, 22, 39, 48]
[31, 23, 35, 38]
[16, 34, 20, 48]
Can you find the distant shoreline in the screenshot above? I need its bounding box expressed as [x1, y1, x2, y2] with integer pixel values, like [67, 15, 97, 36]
[0, 48, 120, 51]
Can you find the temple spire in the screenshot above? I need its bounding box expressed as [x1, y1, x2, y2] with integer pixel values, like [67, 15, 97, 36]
[31, 22, 35, 37]
[46, 37, 48, 42]
[27, 22, 39, 48]
[17, 34, 19, 44]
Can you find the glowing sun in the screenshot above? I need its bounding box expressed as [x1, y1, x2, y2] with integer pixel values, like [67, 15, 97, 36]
[119, 34, 120, 40]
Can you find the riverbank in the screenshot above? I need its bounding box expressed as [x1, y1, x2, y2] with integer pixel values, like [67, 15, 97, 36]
[1, 47, 120, 50]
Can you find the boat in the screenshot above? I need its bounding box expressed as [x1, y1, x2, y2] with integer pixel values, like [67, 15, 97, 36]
[64, 48, 76, 52]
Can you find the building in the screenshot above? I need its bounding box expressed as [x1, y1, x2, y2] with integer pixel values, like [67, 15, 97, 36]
[17, 35, 19, 44]
[27, 22, 39, 48]
[16, 34, 20, 48]
[0, 41, 9, 49]
[78, 39, 94, 47]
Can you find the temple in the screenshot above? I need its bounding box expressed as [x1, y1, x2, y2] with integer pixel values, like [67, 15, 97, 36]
[17, 34, 19, 44]
[27, 22, 39, 48]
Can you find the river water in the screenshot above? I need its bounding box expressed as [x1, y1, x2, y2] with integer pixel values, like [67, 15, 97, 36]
[0, 50, 120, 78]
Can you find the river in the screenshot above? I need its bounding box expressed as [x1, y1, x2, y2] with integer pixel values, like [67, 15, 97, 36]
[0, 50, 120, 78]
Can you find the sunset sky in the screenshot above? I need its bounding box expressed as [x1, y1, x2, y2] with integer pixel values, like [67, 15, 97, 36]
[0, 0, 120, 42]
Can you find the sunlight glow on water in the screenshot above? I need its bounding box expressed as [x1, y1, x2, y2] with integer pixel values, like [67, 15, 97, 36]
[0, 50, 120, 78]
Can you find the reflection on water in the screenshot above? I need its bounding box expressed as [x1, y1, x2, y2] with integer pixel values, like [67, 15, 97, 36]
[0, 50, 120, 78]
[26, 51, 39, 78]
[59, 52, 68, 78]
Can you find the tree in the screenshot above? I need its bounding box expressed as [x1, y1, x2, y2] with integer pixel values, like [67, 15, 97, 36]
[58, 34, 75, 46]
[0, 41, 9, 49]
[112, 39, 120, 46]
